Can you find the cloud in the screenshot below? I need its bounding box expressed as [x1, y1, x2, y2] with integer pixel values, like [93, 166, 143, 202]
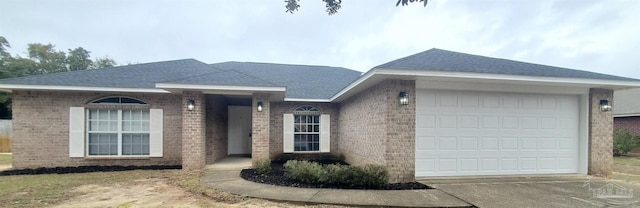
[1, 0, 638, 78]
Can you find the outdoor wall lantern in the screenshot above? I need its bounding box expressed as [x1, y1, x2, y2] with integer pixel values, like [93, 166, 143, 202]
[600, 99, 612, 112]
[187, 99, 195, 111]
[399, 91, 409, 105]
[257, 101, 264, 112]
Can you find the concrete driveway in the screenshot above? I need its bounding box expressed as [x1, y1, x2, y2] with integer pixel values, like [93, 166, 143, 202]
[419, 175, 640, 208]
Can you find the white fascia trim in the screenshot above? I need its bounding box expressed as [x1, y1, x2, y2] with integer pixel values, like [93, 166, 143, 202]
[0, 84, 170, 93]
[329, 70, 376, 101]
[155, 83, 286, 92]
[614, 113, 640, 118]
[374, 68, 640, 87]
[283, 98, 331, 102]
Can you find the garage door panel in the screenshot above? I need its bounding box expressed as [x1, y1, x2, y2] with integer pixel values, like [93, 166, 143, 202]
[439, 159, 458, 172]
[416, 89, 579, 177]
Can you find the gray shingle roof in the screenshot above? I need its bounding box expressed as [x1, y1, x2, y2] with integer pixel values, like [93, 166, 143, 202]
[210, 62, 362, 99]
[163, 69, 280, 87]
[0, 59, 222, 88]
[376, 48, 637, 81]
[0, 59, 362, 99]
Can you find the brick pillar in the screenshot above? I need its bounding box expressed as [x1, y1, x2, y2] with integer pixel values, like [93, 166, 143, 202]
[385, 80, 416, 183]
[588, 88, 614, 177]
[182, 91, 206, 170]
[252, 93, 270, 164]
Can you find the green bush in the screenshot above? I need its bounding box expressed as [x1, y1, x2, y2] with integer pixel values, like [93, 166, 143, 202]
[358, 164, 389, 187]
[284, 160, 389, 187]
[283, 160, 324, 183]
[254, 159, 272, 175]
[614, 128, 638, 156]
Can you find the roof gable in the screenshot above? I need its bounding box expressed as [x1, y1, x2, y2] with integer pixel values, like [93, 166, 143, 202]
[375, 48, 637, 81]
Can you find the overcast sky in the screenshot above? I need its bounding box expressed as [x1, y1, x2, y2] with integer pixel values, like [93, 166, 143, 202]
[1, 0, 639, 78]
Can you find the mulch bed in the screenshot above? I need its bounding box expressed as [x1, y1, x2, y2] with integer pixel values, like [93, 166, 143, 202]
[0, 165, 182, 176]
[240, 159, 431, 190]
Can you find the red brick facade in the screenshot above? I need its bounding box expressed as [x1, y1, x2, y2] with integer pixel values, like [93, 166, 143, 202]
[182, 91, 206, 170]
[11, 90, 182, 168]
[269, 102, 340, 158]
[251, 93, 270, 163]
[614, 116, 640, 135]
[9, 82, 615, 182]
[205, 95, 228, 164]
[339, 80, 416, 183]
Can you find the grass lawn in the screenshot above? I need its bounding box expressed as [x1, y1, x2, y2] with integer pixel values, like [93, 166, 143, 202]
[613, 156, 640, 184]
[0, 168, 339, 207]
[0, 170, 173, 207]
[0, 153, 11, 166]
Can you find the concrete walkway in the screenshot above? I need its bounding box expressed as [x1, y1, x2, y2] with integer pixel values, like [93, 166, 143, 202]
[201, 157, 472, 207]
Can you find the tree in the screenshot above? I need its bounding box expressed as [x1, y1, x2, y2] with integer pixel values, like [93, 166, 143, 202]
[285, 0, 428, 15]
[0, 37, 10, 60]
[92, 56, 117, 69]
[67, 47, 93, 71]
[0, 36, 120, 118]
[27, 43, 67, 74]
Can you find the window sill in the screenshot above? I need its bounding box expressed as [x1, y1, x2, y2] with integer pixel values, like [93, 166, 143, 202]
[84, 156, 151, 160]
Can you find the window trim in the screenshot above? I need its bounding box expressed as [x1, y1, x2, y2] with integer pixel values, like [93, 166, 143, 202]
[88, 96, 148, 105]
[85, 109, 151, 157]
[293, 114, 321, 152]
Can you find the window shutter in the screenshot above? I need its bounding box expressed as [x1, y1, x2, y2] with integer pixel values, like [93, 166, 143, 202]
[320, 114, 330, 153]
[69, 107, 85, 157]
[283, 114, 294, 153]
[149, 109, 164, 157]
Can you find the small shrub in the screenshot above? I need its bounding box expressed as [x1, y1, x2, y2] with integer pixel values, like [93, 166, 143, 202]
[614, 128, 638, 156]
[284, 160, 324, 183]
[284, 160, 389, 188]
[321, 164, 357, 185]
[254, 159, 272, 175]
[358, 164, 388, 187]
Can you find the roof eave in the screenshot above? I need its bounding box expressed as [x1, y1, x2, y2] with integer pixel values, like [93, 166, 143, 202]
[329, 67, 640, 102]
[0, 84, 170, 93]
[155, 83, 287, 101]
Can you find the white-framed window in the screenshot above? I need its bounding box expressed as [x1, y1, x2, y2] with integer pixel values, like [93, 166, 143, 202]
[294, 115, 320, 151]
[69, 96, 164, 158]
[87, 109, 150, 156]
[283, 105, 330, 153]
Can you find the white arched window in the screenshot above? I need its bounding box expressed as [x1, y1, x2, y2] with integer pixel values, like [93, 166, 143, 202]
[283, 105, 330, 153]
[69, 97, 163, 158]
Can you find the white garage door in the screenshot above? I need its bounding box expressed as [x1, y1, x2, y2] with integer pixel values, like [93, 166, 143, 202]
[415, 89, 579, 177]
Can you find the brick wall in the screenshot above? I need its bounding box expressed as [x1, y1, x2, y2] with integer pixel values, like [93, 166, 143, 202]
[269, 102, 340, 158]
[339, 79, 416, 182]
[182, 91, 206, 170]
[252, 93, 270, 163]
[205, 95, 228, 164]
[12, 90, 182, 168]
[383, 80, 415, 182]
[614, 116, 640, 135]
[589, 88, 614, 177]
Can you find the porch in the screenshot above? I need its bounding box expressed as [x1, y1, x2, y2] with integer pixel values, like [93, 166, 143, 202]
[178, 91, 281, 170]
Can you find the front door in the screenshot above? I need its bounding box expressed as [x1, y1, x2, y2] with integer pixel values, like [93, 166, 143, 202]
[227, 106, 252, 155]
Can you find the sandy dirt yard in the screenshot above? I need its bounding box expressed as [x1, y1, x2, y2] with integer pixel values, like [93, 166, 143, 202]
[54, 177, 329, 208]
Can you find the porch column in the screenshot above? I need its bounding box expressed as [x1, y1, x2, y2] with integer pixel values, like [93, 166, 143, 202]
[182, 91, 206, 170]
[252, 93, 270, 164]
[588, 88, 613, 177]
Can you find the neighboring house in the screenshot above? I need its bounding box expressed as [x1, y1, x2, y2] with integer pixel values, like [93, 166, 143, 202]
[0, 48, 638, 182]
[613, 89, 640, 135]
